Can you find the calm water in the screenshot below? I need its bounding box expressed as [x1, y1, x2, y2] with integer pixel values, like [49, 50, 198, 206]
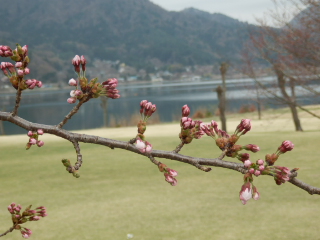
[1, 77, 319, 135]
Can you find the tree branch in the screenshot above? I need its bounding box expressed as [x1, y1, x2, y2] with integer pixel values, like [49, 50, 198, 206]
[1, 111, 320, 195]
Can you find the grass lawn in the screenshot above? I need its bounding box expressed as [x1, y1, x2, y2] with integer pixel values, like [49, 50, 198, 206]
[0, 108, 320, 239]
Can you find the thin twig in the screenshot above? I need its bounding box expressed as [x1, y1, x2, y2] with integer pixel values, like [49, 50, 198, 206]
[0, 223, 19, 237]
[57, 97, 88, 128]
[173, 141, 185, 153]
[11, 88, 23, 117]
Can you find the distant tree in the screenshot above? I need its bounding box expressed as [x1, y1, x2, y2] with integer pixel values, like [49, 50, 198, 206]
[216, 62, 229, 132]
[242, 0, 320, 131]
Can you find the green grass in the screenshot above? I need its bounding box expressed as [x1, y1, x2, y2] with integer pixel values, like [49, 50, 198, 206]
[0, 131, 320, 240]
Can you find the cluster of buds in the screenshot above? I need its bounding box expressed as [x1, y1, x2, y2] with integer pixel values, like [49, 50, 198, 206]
[244, 159, 265, 177]
[179, 105, 205, 144]
[135, 137, 152, 154]
[158, 163, 178, 186]
[239, 180, 260, 205]
[264, 166, 291, 185]
[68, 55, 120, 104]
[7, 203, 47, 238]
[265, 140, 294, 166]
[0, 45, 13, 57]
[139, 100, 157, 122]
[0, 44, 42, 90]
[234, 119, 252, 136]
[26, 129, 44, 149]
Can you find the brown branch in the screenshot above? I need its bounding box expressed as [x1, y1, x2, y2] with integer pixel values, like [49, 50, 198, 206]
[1, 111, 320, 195]
[57, 97, 89, 128]
[173, 141, 184, 153]
[0, 223, 19, 238]
[11, 88, 23, 117]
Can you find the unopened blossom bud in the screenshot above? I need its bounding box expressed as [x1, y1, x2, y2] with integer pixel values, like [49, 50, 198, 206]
[27, 131, 33, 137]
[15, 62, 23, 68]
[24, 68, 30, 75]
[249, 168, 255, 174]
[244, 160, 252, 168]
[67, 97, 77, 104]
[182, 104, 190, 117]
[29, 138, 37, 145]
[145, 141, 152, 153]
[237, 153, 250, 162]
[252, 186, 260, 200]
[244, 144, 260, 153]
[72, 55, 81, 73]
[239, 182, 252, 205]
[254, 170, 261, 176]
[236, 119, 252, 135]
[135, 138, 146, 153]
[140, 100, 148, 109]
[17, 69, 24, 76]
[37, 140, 44, 147]
[257, 159, 264, 165]
[166, 168, 178, 177]
[278, 140, 294, 153]
[37, 129, 44, 135]
[80, 55, 86, 72]
[30, 216, 40, 221]
[259, 165, 265, 171]
[68, 78, 77, 86]
[22, 45, 28, 56]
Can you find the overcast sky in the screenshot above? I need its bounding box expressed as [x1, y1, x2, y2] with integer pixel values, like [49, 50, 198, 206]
[150, 0, 299, 25]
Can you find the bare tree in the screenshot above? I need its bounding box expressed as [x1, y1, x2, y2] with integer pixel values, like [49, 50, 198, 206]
[242, 0, 320, 131]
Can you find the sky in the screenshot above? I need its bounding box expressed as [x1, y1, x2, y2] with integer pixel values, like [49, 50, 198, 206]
[149, 0, 299, 26]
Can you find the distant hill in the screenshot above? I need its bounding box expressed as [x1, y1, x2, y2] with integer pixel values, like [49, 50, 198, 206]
[0, 0, 259, 82]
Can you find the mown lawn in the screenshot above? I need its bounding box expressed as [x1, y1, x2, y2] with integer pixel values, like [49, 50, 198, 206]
[0, 129, 320, 239]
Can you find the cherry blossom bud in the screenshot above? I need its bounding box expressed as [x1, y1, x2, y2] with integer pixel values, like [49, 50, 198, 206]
[244, 160, 252, 168]
[244, 144, 260, 152]
[140, 100, 148, 108]
[29, 138, 37, 145]
[278, 140, 294, 153]
[239, 182, 252, 205]
[17, 69, 24, 76]
[24, 68, 30, 75]
[249, 168, 255, 174]
[257, 159, 264, 165]
[68, 78, 77, 86]
[70, 90, 76, 97]
[22, 45, 28, 55]
[145, 141, 152, 153]
[182, 104, 190, 117]
[252, 186, 260, 200]
[67, 97, 77, 104]
[27, 131, 33, 137]
[15, 62, 23, 68]
[254, 170, 261, 176]
[72, 55, 80, 66]
[37, 140, 44, 147]
[80, 55, 86, 71]
[37, 129, 44, 135]
[166, 168, 178, 177]
[236, 119, 251, 135]
[135, 138, 146, 153]
[259, 165, 265, 171]
[36, 81, 42, 88]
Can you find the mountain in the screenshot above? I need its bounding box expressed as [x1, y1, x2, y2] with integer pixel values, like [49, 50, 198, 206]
[0, 0, 258, 82]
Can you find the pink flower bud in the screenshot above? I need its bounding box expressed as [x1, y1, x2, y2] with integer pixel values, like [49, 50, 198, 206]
[166, 168, 178, 177]
[24, 68, 30, 75]
[245, 144, 260, 152]
[244, 160, 252, 168]
[68, 78, 77, 86]
[17, 69, 24, 76]
[140, 100, 148, 108]
[30, 216, 40, 221]
[145, 142, 152, 153]
[80, 55, 86, 71]
[74, 89, 83, 96]
[15, 62, 23, 68]
[249, 168, 255, 174]
[259, 165, 265, 171]
[36, 81, 43, 88]
[257, 159, 264, 165]
[29, 138, 37, 145]
[72, 55, 80, 66]
[37, 140, 44, 147]
[239, 182, 252, 205]
[135, 138, 146, 153]
[27, 131, 33, 137]
[164, 173, 174, 183]
[182, 104, 190, 117]
[278, 140, 294, 153]
[67, 97, 77, 104]
[37, 129, 44, 135]
[22, 45, 28, 55]
[254, 170, 261, 176]
[252, 186, 260, 200]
